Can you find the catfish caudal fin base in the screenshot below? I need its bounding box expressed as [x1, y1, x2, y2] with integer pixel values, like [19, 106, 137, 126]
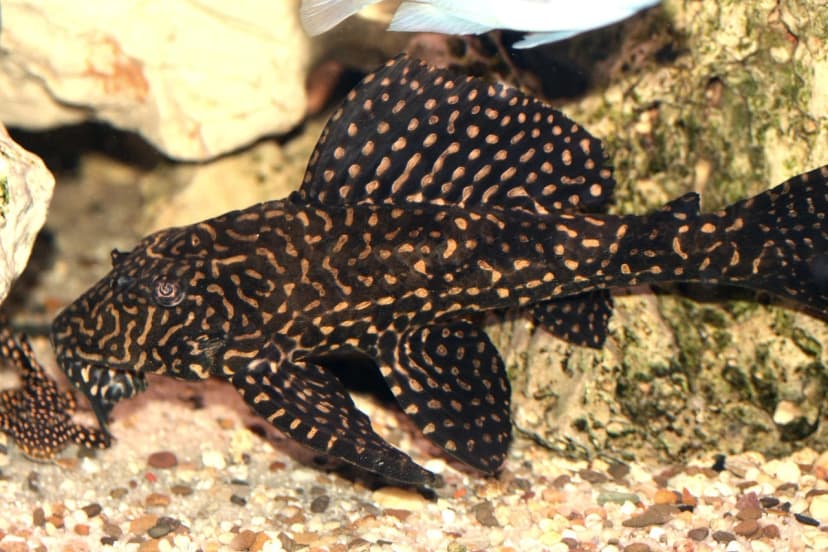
[49, 53, 828, 487]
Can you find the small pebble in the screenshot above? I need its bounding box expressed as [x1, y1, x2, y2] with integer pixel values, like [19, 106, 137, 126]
[578, 469, 608, 484]
[597, 491, 640, 506]
[608, 462, 631, 480]
[104, 522, 124, 538]
[552, 474, 571, 488]
[733, 519, 759, 537]
[759, 496, 780, 509]
[229, 529, 257, 551]
[735, 506, 762, 520]
[230, 494, 247, 506]
[27, 471, 40, 493]
[32, 507, 45, 527]
[145, 493, 172, 507]
[82, 503, 103, 518]
[130, 514, 159, 534]
[687, 527, 709, 541]
[471, 501, 500, 527]
[147, 451, 178, 469]
[761, 524, 780, 539]
[712, 531, 735, 544]
[653, 489, 679, 505]
[622, 505, 677, 528]
[372, 487, 429, 510]
[74, 523, 90, 536]
[680, 489, 698, 507]
[310, 495, 330, 514]
[623, 543, 650, 552]
[170, 485, 194, 496]
[810, 493, 828, 521]
[148, 520, 175, 539]
[201, 449, 227, 470]
[385, 508, 413, 521]
[794, 512, 820, 526]
[773, 460, 801, 482]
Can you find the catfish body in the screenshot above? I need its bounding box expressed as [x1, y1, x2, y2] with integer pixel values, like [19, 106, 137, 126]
[51, 56, 828, 486]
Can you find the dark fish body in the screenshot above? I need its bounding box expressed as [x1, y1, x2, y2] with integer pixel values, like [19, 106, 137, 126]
[51, 56, 828, 486]
[0, 330, 110, 460]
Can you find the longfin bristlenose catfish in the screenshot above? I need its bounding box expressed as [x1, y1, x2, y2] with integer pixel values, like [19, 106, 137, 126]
[51, 55, 828, 487]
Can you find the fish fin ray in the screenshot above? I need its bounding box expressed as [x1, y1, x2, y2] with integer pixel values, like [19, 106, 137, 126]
[299, 0, 378, 35]
[512, 31, 579, 48]
[300, 55, 615, 214]
[233, 344, 439, 486]
[390, 3, 493, 35]
[533, 290, 613, 348]
[380, 322, 511, 473]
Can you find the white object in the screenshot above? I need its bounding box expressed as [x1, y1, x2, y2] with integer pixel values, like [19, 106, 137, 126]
[0, 1, 310, 161]
[301, 0, 659, 48]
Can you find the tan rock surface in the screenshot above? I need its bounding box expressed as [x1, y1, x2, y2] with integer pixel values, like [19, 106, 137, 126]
[0, 0, 310, 161]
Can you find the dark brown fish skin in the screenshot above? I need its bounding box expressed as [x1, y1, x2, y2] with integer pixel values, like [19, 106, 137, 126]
[0, 330, 110, 460]
[50, 55, 828, 486]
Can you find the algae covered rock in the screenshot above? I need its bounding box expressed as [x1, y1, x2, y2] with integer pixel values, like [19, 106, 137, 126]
[499, 0, 828, 464]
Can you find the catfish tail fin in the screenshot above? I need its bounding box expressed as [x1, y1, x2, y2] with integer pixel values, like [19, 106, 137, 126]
[693, 165, 828, 315]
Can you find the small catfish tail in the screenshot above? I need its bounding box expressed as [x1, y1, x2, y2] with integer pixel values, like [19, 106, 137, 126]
[685, 165, 828, 315]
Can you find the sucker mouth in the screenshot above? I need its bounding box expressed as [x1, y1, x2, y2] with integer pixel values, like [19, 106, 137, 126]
[57, 357, 148, 431]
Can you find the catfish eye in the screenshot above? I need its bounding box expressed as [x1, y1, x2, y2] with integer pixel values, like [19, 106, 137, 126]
[153, 277, 184, 307]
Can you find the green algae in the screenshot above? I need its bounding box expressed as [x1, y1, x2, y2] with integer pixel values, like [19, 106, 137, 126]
[503, 0, 828, 465]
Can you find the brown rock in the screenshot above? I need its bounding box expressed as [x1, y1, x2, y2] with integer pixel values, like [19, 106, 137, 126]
[103, 522, 123, 538]
[609, 462, 631, 480]
[552, 475, 571, 488]
[761, 524, 780, 539]
[653, 489, 679, 505]
[32, 507, 45, 527]
[687, 527, 709, 541]
[579, 469, 608, 484]
[736, 506, 763, 520]
[623, 543, 651, 552]
[74, 524, 90, 536]
[622, 505, 678, 528]
[384, 508, 413, 521]
[170, 485, 193, 496]
[137, 540, 160, 552]
[471, 501, 500, 527]
[82, 503, 103, 518]
[711, 531, 735, 544]
[733, 519, 759, 537]
[145, 493, 171, 507]
[680, 488, 698, 507]
[147, 451, 178, 469]
[249, 531, 271, 552]
[129, 515, 159, 534]
[230, 529, 258, 551]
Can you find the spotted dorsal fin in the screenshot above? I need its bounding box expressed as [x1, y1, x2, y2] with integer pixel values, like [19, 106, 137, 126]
[299, 55, 615, 215]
